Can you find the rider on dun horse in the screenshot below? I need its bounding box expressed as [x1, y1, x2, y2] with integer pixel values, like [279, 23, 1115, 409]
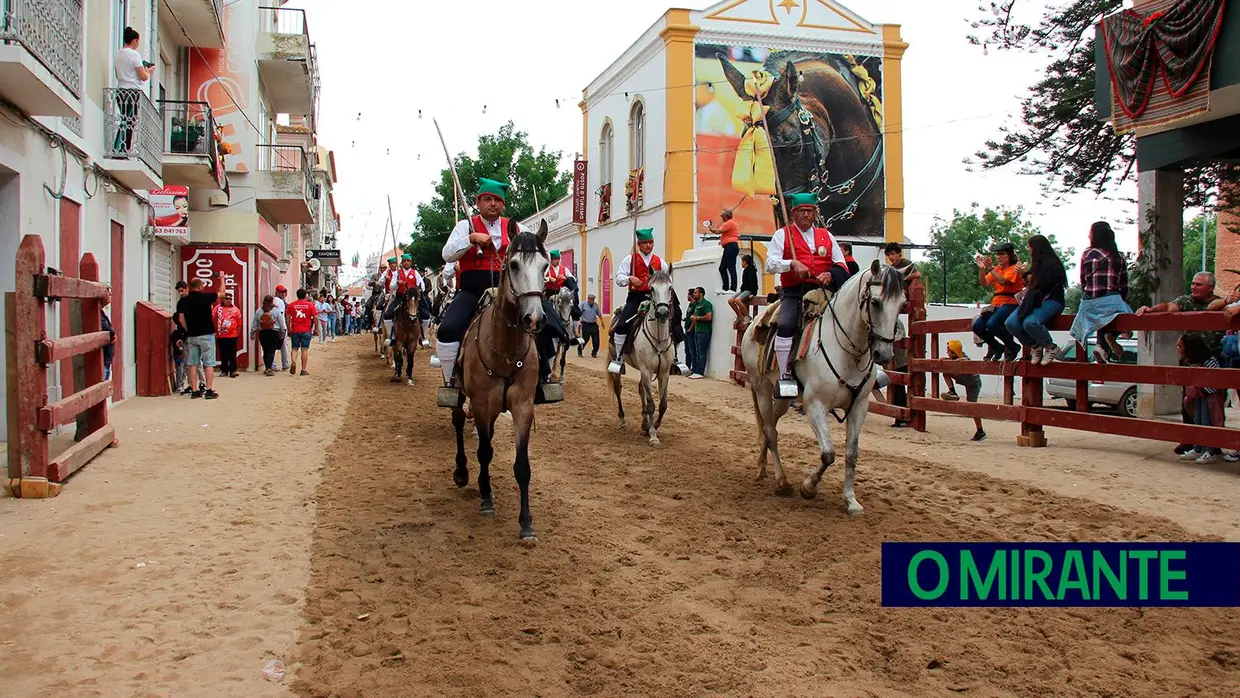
[434, 177, 570, 406]
[606, 227, 691, 377]
[382, 253, 432, 348]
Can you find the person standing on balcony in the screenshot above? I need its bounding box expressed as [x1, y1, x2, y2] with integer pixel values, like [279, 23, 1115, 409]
[113, 27, 153, 153]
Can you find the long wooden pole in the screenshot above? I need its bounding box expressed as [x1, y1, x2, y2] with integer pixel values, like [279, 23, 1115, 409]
[387, 193, 398, 255]
[433, 118, 470, 224]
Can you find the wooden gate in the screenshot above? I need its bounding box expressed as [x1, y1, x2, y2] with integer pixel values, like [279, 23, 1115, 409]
[6, 235, 118, 498]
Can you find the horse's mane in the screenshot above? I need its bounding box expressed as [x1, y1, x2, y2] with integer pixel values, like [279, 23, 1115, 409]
[508, 231, 546, 257]
[878, 265, 904, 301]
[649, 268, 672, 285]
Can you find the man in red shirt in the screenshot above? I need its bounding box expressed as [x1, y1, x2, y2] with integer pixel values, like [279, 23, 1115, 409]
[285, 288, 318, 375]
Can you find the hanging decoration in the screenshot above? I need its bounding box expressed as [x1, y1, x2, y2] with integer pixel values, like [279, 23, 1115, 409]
[598, 183, 612, 224]
[730, 70, 778, 197]
[1099, 0, 1228, 134]
[624, 168, 643, 213]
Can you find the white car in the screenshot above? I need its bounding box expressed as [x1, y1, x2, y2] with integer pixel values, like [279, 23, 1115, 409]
[1045, 338, 1139, 418]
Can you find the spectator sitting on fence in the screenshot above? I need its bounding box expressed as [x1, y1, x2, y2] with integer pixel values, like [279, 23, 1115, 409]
[972, 242, 1025, 362]
[1177, 333, 1226, 465]
[940, 339, 987, 442]
[1071, 222, 1132, 364]
[1006, 234, 1067, 366]
[728, 254, 760, 325]
[1138, 271, 1227, 358]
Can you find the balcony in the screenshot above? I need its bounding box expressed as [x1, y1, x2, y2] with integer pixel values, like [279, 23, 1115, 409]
[0, 0, 82, 117]
[256, 6, 316, 122]
[256, 144, 314, 224]
[102, 87, 163, 190]
[160, 0, 225, 49]
[159, 100, 224, 189]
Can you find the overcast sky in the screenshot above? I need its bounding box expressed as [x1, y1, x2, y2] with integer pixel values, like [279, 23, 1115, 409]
[285, 0, 1149, 283]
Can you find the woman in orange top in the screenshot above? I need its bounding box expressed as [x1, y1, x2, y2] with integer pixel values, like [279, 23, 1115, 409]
[971, 242, 1025, 362]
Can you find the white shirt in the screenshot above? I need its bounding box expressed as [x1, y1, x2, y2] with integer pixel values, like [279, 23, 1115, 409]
[273, 295, 287, 313]
[442, 263, 456, 284]
[442, 216, 531, 262]
[114, 47, 146, 89]
[616, 252, 659, 288]
[384, 266, 422, 293]
[547, 263, 576, 281]
[763, 225, 846, 275]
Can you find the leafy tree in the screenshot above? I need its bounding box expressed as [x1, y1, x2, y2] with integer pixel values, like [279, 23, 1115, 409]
[915, 203, 1075, 304]
[1182, 213, 1216, 293]
[406, 122, 571, 269]
[1064, 283, 1083, 313]
[965, 1, 1238, 212]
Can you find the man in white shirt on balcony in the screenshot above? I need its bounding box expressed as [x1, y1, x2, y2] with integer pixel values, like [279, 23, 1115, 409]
[113, 27, 153, 153]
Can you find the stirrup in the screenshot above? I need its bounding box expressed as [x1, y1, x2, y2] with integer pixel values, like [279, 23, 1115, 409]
[429, 354, 441, 368]
[436, 385, 463, 409]
[420, 339, 431, 348]
[607, 360, 624, 375]
[535, 382, 564, 404]
[776, 378, 799, 399]
[673, 361, 690, 376]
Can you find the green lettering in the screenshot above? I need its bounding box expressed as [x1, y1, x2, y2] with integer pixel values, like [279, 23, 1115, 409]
[1023, 550, 1054, 600]
[961, 550, 1006, 600]
[1010, 548, 1020, 600]
[1129, 550, 1157, 600]
[908, 551, 949, 600]
[1057, 550, 1090, 601]
[1159, 550, 1188, 601]
[1092, 550, 1126, 600]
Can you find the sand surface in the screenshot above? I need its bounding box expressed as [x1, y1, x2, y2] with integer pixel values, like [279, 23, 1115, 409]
[3, 337, 1239, 697]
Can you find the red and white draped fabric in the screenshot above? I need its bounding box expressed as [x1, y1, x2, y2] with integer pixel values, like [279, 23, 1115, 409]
[1099, 0, 1228, 133]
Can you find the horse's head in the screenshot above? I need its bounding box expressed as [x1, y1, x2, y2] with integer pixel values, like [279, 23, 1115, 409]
[554, 286, 574, 319]
[401, 286, 420, 318]
[860, 259, 910, 365]
[648, 264, 674, 323]
[504, 218, 550, 334]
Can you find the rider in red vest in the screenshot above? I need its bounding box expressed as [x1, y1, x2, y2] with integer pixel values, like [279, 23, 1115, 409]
[433, 178, 570, 399]
[382, 253, 431, 348]
[764, 193, 851, 397]
[607, 227, 691, 376]
[544, 249, 576, 296]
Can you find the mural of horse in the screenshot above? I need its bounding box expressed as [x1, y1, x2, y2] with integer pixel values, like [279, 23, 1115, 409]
[716, 51, 885, 237]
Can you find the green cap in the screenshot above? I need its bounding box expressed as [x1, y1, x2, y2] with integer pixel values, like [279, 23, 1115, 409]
[387, 257, 398, 263]
[401, 253, 412, 260]
[549, 249, 561, 257]
[476, 177, 510, 201]
[787, 193, 818, 211]
[635, 228, 654, 242]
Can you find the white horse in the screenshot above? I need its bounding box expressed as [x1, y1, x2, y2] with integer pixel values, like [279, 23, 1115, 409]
[741, 261, 911, 514]
[549, 287, 576, 383]
[607, 267, 674, 447]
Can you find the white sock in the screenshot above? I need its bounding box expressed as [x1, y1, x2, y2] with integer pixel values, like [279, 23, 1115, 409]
[438, 341, 459, 384]
[612, 334, 627, 360]
[384, 319, 394, 335]
[774, 335, 793, 378]
[422, 319, 431, 336]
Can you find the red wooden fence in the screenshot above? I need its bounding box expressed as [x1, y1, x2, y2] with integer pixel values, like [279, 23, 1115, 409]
[6, 235, 117, 498]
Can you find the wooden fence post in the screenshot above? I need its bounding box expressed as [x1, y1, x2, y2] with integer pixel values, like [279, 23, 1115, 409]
[79, 253, 108, 435]
[9, 236, 50, 494]
[907, 281, 927, 432]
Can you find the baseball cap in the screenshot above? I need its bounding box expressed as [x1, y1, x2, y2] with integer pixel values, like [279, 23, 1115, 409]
[275, 285, 287, 292]
[947, 339, 963, 354]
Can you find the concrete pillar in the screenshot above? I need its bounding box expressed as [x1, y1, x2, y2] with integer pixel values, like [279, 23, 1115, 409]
[1136, 169, 1183, 418]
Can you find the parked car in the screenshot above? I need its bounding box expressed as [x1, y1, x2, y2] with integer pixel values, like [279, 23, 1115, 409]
[1045, 338, 1140, 417]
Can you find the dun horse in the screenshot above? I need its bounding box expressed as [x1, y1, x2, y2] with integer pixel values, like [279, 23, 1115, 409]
[450, 219, 550, 541]
[607, 267, 675, 447]
[741, 261, 910, 514]
[390, 288, 423, 385]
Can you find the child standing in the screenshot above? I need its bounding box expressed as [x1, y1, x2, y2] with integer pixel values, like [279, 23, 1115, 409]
[1178, 333, 1225, 464]
[941, 339, 986, 442]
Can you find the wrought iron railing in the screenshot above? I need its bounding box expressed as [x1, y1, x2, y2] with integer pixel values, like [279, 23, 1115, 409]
[258, 144, 312, 201]
[104, 87, 162, 174]
[159, 99, 220, 173]
[0, 0, 83, 98]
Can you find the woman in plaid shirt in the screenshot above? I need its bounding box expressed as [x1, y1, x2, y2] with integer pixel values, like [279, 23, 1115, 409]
[1069, 222, 1132, 363]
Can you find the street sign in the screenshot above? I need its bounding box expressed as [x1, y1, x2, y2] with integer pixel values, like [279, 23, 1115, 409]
[308, 249, 342, 266]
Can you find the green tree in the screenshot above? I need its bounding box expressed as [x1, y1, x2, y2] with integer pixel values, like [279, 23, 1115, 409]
[915, 203, 1075, 304]
[965, 1, 1238, 211]
[1182, 213, 1217, 293]
[406, 122, 571, 269]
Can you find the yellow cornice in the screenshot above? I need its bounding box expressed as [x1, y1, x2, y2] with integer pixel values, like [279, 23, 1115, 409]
[881, 24, 908, 60]
[659, 24, 700, 43]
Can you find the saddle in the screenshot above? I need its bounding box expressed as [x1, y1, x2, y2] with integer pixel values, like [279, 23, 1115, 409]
[608, 301, 654, 360]
[754, 288, 834, 375]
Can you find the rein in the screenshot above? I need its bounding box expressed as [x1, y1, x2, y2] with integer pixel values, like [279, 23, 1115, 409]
[815, 272, 893, 423]
[472, 257, 541, 413]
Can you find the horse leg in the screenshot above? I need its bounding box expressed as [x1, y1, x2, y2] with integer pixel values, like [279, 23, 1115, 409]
[638, 369, 652, 438]
[842, 402, 865, 516]
[511, 403, 537, 541]
[652, 365, 669, 432]
[750, 385, 770, 481]
[762, 380, 794, 495]
[610, 347, 625, 429]
[406, 343, 416, 385]
[476, 417, 495, 516]
[392, 347, 402, 382]
[452, 406, 469, 487]
[799, 396, 838, 501]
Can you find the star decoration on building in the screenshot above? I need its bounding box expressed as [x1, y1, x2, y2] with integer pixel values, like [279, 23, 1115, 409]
[777, 0, 799, 15]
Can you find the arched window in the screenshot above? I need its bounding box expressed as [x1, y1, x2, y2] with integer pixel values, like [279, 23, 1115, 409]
[629, 100, 645, 172]
[599, 121, 613, 187]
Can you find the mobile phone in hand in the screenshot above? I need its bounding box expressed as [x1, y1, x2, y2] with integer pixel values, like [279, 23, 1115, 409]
[143, 61, 154, 68]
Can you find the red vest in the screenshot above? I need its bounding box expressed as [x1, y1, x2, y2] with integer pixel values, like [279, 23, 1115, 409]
[629, 253, 663, 292]
[780, 225, 836, 288]
[545, 264, 569, 291]
[457, 215, 509, 273]
[396, 267, 418, 292]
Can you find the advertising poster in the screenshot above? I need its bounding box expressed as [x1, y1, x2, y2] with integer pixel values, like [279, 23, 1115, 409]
[148, 186, 190, 242]
[694, 42, 885, 239]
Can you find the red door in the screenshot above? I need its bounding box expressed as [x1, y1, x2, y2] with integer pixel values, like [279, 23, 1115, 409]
[600, 253, 613, 314]
[110, 221, 124, 400]
[59, 199, 81, 396]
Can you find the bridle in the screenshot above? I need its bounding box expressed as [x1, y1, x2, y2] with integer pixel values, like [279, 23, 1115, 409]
[815, 269, 899, 422]
[470, 247, 546, 412]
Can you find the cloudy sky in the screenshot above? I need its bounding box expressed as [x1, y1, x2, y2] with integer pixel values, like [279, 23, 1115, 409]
[284, 0, 1146, 282]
